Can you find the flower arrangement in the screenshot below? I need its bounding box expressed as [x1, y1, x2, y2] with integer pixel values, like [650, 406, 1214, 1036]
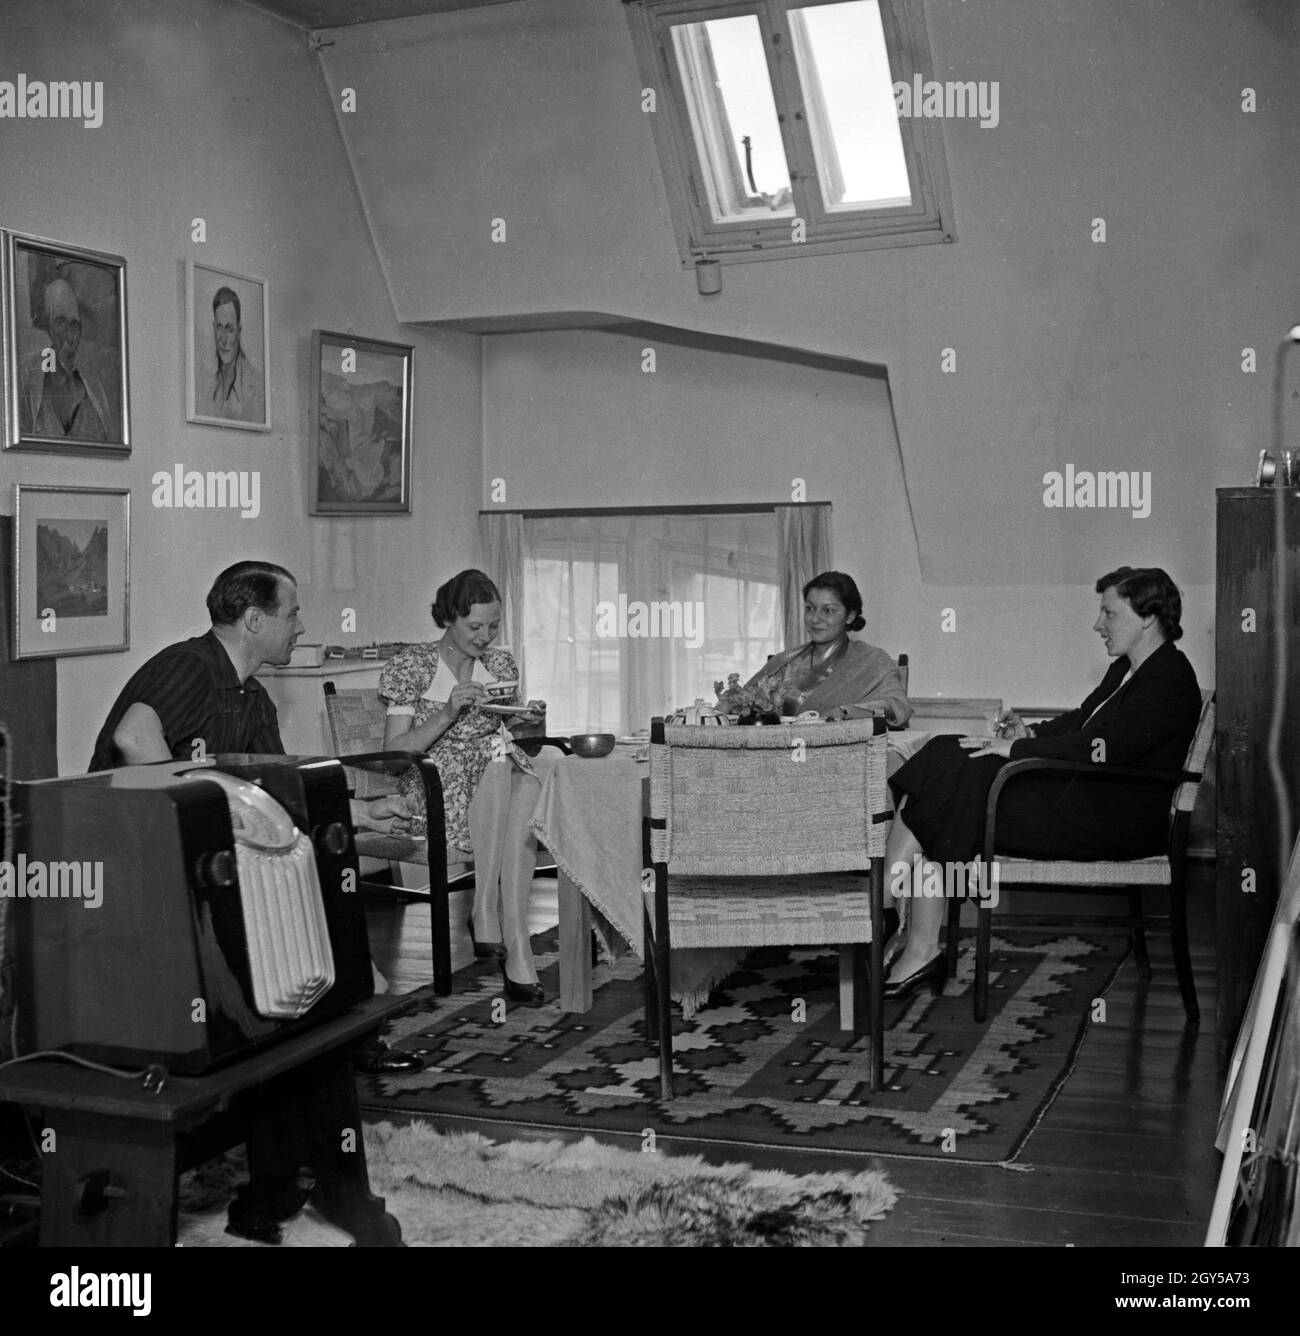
[714, 673, 783, 724]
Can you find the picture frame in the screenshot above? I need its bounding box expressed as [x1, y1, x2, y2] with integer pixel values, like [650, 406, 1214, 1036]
[186, 260, 271, 431]
[308, 329, 412, 515]
[11, 484, 130, 659]
[1, 231, 130, 457]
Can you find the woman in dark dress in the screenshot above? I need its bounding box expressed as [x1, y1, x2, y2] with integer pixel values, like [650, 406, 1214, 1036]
[883, 567, 1202, 999]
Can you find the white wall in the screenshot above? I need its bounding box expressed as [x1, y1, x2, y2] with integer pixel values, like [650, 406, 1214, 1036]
[0, 0, 484, 772]
[318, 0, 1300, 705]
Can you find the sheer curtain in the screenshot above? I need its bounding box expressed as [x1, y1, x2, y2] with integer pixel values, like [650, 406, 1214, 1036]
[478, 510, 525, 677]
[775, 502, 833, 650]
[521, 512, 781, 735]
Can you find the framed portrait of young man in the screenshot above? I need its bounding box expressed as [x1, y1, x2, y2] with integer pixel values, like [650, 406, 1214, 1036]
[2, 231, 131, 457]
[186, 260, 271, 431]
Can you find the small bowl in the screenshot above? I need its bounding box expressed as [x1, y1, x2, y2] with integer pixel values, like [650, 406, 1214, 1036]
[569, 732, 616, 758]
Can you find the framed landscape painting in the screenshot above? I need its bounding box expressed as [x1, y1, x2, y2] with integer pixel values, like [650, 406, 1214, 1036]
[308, 329, 412, 515]
[2, 232, 130, 457]
[11, 484, 130, 659]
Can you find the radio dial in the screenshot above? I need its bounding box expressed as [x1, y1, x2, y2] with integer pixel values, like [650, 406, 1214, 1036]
[198, 849, 238, 888]
[315, 822, 351, 856]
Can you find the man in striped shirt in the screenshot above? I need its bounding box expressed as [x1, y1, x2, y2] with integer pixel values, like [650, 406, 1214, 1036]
[90, 560, 408, 834]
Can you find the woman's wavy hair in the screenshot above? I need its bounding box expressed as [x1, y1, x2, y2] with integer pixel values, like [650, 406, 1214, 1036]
[802, 571, 866, 633]
[1095, 566, 1183, 641]
[431, 569, 502, 628]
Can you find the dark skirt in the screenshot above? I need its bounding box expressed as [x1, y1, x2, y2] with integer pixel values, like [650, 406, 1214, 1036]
[888, 735, 1170, 863]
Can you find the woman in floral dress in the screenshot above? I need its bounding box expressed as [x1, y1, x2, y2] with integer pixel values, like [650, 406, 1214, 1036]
[380, 570, 551, 1004]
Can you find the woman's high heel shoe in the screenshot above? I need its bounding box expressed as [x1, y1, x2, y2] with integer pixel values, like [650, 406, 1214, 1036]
[467, 916, 507, 962]
[499, 964, 544, 1007]
[882, 952, 948, 1001]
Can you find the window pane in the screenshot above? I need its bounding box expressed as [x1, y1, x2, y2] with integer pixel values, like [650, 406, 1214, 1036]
[790, 1, 912, 212]
[523, 513, 781, 734]
[523, 548, 623, 733]
[671, 15, 795, 223]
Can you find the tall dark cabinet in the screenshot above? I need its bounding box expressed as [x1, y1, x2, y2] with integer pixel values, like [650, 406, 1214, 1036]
[1215, 488, 1300, 1057]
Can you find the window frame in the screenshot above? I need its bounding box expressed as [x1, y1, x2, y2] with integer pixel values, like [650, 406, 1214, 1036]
[626, 0, 957, 265]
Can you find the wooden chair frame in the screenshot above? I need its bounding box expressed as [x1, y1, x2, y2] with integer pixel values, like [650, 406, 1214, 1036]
[644, 714, 890, 1100]
[947, 693, 1215, 1024]
[322, 680, 571, 995]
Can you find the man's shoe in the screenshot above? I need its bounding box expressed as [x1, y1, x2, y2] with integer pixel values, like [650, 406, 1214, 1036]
[354, 1042, 424, 1075]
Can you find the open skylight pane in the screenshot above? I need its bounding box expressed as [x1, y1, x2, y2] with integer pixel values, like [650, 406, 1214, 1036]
[790, 1, 912, 211]
[670, 14, 795, 223]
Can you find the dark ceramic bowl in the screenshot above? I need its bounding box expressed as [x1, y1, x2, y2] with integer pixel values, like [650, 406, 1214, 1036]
[569, 732, 616, 758]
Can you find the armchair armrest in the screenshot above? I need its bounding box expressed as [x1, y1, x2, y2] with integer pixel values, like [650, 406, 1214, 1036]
[328, 747, 428, 785]
[982, 757, 1192, 866]
[329, 748, 446, 866]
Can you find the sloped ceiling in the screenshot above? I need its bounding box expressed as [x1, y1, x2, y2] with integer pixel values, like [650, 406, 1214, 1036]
[312, 0, 1300, 590]
[245, 0, 520, 29]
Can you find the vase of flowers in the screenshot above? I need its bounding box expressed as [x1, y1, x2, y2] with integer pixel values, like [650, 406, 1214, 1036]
[714, 673, 782, 725]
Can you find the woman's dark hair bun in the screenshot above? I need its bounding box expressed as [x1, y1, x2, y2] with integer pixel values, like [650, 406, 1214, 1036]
[431, 568, 502, 629]
[802, 571, 866, 631]
[1093, 566, 1184, 642]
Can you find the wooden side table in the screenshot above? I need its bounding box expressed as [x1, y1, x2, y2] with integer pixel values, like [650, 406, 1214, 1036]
[0, 997, 410, 1247]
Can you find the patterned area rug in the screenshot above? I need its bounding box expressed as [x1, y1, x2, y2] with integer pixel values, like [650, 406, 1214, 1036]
[177, 1122, 897, 1247]
[363, 926, 1128, 1164]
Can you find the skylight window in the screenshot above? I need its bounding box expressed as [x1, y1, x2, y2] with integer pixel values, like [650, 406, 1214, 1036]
[627, 0, 956, 264]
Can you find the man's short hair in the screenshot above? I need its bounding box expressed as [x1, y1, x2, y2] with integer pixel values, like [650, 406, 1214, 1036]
[207, 561, 295, 626]
[211, 286, 242, 324]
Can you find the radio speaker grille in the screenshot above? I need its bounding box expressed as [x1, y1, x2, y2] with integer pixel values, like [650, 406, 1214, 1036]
[235, 835, 336, 1019]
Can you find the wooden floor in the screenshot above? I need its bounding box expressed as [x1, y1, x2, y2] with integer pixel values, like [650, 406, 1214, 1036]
[364, 863, 1224, 1247]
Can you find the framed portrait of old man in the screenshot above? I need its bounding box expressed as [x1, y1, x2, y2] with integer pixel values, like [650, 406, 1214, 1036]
[186, 260, 270, 431]
[2, 232, 131, 457]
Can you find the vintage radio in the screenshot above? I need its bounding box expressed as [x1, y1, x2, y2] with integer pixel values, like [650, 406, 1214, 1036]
[11, 754, 373, 1075]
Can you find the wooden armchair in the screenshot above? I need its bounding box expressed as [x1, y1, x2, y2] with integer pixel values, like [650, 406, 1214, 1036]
[644, 714, 891, 1099]
[948, 691, 1216, 1023]
[322, 680, 570, 995]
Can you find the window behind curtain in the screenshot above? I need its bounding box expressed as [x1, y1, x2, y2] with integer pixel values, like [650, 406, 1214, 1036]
[522, 512, 780, 735]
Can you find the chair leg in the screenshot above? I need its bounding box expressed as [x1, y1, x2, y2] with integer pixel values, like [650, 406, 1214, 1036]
[974, 901, 992, 1022]
[869, 855, 884, 1093]
[837, 945, 855, 1031]
[1128, 888, 1151, 979]
[1169, 867, 1199, 1024]
[430, 892, 452, 996]
[642, 909, 659, 1044]
[655, 935, 674, 1101]
[945, 894, 961, 981]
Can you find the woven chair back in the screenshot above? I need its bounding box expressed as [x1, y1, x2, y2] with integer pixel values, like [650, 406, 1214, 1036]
[649, 718, 889, 877]
[322, 684, 401, 800]
[1173, 692, 1216, 817]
